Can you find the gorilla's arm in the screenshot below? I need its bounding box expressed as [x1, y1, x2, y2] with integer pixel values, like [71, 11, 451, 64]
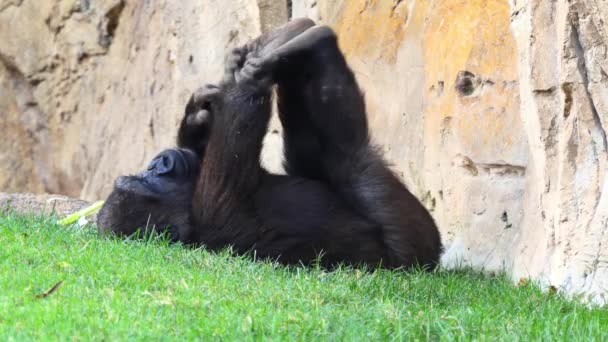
[177, 18, 315, 157]
[185, 56, 273, 250]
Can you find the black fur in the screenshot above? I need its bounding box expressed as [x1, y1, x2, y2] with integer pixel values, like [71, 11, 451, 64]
[98, 20, 442, 269]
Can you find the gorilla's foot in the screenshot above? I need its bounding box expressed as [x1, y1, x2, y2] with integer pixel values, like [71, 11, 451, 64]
[239, 26, 337, 83]
[248, 18, 316, 58]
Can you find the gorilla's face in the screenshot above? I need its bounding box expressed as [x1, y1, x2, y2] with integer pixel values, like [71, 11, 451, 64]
[97, 148, 200, 242]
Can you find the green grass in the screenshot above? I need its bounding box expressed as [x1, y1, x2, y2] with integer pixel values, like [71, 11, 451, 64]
[0, 212, 606, 340]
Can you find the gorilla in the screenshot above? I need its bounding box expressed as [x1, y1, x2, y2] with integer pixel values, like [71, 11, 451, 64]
[98, 19, 442, 270]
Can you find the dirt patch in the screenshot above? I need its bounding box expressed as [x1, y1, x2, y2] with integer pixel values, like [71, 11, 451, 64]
[0, 192, 91, 217]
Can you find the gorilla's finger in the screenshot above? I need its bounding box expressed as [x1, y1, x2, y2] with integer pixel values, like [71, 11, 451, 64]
[191, 84, 222, 107]
[186, 109, 210, 126]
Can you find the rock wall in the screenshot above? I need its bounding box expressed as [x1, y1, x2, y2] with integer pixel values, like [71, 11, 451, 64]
[0, 0, 279, 197]
[0, 0, 606, 302]
[510, 0, 608, 304]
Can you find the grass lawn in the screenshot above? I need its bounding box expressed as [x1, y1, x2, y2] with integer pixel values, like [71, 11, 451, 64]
[0, 212, 606, 340]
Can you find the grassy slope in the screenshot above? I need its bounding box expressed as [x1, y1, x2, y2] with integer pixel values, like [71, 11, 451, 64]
[0, 213, 606, 340]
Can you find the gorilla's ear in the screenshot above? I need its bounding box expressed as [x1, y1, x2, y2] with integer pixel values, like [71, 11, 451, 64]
[146, 148, 199, 178]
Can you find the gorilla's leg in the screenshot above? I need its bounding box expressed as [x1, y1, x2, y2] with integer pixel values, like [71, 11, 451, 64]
[240, 26, 368, 178]
[184, 51, 273, 250]
[244, 26, 442, 268]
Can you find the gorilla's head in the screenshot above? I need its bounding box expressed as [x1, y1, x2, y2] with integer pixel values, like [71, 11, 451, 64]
[97, 148, 200, 242]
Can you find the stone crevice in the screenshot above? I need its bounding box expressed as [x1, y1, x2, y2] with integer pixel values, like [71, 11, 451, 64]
[453, 154, 527, 177]
[0, 0, 22, 13]
[569, 10, 608, 157]
[98, 0, 126, 48]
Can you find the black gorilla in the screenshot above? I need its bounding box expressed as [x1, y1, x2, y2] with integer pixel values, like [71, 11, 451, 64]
[98, 19, 442, 269]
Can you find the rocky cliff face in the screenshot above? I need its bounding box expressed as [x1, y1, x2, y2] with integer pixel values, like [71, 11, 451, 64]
[0, 0, 606, 303]
[0, 0, 285, 197]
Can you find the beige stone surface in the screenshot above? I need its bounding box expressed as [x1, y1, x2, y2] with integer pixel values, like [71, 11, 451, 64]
[0, 0, 607, 302]
[0, 0, 279, 197]
[509, 0, 608, 304]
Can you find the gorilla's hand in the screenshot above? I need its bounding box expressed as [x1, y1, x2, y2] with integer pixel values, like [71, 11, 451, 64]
[223, 45, 274, 87]
[223, 46, 248, 85]
[177, 84, 221, 156]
